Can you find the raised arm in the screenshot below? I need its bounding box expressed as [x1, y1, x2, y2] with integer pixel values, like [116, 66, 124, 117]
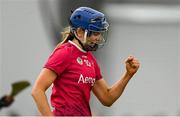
[31, 68, 57, 116]
[92, 55, 140, 107]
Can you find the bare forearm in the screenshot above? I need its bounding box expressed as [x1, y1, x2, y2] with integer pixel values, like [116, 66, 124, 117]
[93, 56, 140, 107]
[32, 90, 53, 116]
[107, 55, 140, 104]
[107, 72, 133, 105]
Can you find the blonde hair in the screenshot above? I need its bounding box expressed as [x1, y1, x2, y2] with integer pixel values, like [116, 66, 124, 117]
[55, 26, 74, 49]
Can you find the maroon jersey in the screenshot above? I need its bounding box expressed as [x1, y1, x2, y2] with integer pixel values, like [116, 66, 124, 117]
[44, 40, 102, 116]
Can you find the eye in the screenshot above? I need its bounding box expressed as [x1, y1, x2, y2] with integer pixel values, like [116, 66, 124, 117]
[93, 32, 100, 36]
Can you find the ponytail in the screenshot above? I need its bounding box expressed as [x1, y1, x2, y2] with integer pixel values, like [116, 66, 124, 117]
[55, 27, 74, 49]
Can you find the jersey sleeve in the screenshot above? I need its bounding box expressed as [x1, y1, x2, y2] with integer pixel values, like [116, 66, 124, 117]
[44, 47, 71, 76]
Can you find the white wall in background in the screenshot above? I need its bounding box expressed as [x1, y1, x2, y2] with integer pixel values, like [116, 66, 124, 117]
[91, 22, 180, 116]
[90, 4, 180, 116]
[0, 0, 2, 94]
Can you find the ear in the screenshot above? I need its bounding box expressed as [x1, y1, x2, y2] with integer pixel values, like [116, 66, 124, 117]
[76, 28, 84, 39]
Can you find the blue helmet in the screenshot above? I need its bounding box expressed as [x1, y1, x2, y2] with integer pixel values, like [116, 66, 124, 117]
[69, 7, 109, 33]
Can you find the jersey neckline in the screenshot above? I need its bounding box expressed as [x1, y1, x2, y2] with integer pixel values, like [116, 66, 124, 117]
[68, 40, 87, 53]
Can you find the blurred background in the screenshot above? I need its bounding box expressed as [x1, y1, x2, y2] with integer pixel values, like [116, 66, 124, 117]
[0, 0, 180, 116]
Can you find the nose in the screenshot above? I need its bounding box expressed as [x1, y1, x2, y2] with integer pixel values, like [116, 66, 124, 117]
[95, 38, 100, 43]
[91, 37, 100, 44]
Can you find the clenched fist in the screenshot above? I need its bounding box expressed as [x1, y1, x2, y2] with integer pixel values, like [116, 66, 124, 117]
[125, 55, 140, 77]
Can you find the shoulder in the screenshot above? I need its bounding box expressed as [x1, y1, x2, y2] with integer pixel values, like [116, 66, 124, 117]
[52, 42, 73, 56]
[88, 52, 97, 62]
[46, 42, 74, 62]
[88, 52, 101, 67]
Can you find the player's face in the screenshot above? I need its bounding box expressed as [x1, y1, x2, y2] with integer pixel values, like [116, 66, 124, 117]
[76, 28, 105, 51]
[86, 32, 102, 46]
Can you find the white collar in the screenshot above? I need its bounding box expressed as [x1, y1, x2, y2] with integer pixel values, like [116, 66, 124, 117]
[68, 40, 87, 53]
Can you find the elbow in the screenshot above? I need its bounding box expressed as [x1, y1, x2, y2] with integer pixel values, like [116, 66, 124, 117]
[103, 103, 113, 107]
[101, 94, 115, 107]
[31, 87, 42, 98]
[98, 94, 115, 107]
[101, 100, 113, 107]
[31, 88, 37, 98]
[31, 85, 47, 99]
[31, 83, 48, 100]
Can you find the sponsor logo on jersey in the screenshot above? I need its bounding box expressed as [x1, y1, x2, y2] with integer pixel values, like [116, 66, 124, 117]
[78, 74, 95, 86]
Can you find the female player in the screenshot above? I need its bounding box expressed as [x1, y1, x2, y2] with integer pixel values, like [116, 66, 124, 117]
[32, 6, 140, 116]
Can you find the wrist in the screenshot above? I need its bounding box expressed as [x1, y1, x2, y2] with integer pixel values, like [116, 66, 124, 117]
[124, 72, 134, 79]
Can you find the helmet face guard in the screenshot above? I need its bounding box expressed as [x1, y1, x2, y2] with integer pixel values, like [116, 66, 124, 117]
[69, 7, 109, 51]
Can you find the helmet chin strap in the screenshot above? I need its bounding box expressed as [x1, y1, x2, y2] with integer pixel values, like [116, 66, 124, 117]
[73, 30, 88, 51]
[73, 29, 98, 51]
[83, 30, 88, 44]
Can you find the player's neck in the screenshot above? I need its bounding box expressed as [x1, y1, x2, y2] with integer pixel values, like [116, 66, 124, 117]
[72, 39, 83, 50]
